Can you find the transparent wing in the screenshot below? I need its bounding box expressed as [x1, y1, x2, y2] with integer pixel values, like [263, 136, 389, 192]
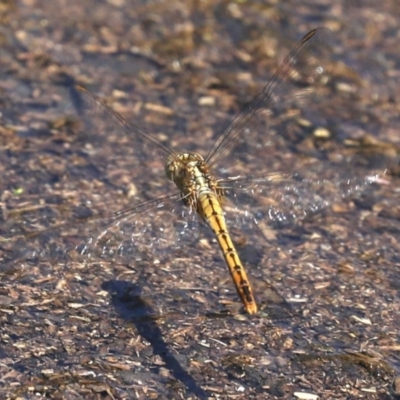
[206, 28, 333, 172]
[221, 139, 398, 230]
[63, 85, 179, 191]
[3, 191, 203, 265]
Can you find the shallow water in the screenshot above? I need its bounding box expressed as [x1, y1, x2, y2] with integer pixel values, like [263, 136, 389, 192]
[1, 1, 400, 398]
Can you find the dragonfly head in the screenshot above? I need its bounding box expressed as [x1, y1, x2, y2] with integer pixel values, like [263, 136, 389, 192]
[165, 152, 205, 183]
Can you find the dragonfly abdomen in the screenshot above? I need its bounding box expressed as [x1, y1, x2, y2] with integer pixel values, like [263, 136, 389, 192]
[198, 191, 258, 314]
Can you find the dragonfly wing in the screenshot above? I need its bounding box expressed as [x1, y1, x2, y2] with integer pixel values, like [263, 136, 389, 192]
[221, 141, 398, 230]
[53, 84, 179, 203]
[224, 174, 367, 229]
[207, 28, 334, 173]
[2, 192, 203, 265]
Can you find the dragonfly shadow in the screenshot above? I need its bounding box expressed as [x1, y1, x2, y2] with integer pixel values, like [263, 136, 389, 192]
[101, 279, 209, 400]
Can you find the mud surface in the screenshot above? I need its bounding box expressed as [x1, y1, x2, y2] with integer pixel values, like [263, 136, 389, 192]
[1, 1, 400, 399]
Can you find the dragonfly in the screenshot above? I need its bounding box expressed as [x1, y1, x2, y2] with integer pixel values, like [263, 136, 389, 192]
[5, 28, 393, 314]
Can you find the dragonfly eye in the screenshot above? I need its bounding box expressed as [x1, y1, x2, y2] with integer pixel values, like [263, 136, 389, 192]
[165, 160, 178, 181]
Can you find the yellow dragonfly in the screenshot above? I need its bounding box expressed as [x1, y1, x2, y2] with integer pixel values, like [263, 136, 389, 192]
[7, 28, 393, 314]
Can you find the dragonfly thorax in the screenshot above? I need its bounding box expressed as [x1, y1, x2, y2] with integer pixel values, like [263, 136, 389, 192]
[165, 152, 221, 210]
[165, 152, 207, 186]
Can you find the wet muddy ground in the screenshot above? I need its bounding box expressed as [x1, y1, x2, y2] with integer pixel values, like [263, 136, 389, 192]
[1, 0, 400, 399]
